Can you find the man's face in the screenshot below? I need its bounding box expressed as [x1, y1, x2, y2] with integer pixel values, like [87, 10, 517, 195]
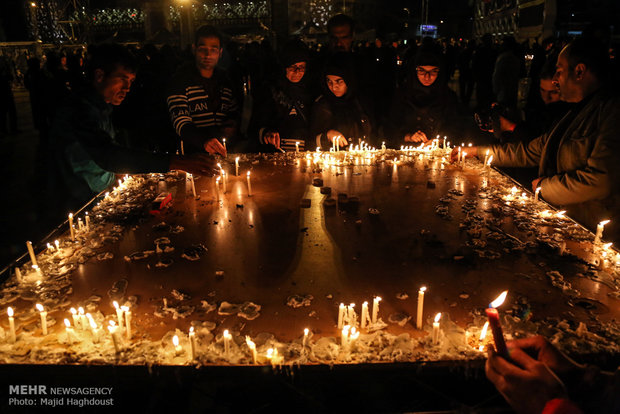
[194, 36, 222, 72]
[539, 78, 560, 105]
[285, 61, 306, 84]
[553, 51, 580, 103]
[326, 75, 347, 97]
[329, 24, 353, 52]
[96, 65, 136, 106]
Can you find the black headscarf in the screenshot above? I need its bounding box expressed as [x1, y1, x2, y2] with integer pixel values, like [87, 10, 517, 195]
[405, 43, 448, 106]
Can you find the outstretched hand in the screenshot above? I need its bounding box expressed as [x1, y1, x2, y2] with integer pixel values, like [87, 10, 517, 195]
[204, 138, 227, 157]
[485, 336, 581, 414]
[450, 146, 478, 163]
[404, 130, 428, 144]
[170, 153, 219, 176]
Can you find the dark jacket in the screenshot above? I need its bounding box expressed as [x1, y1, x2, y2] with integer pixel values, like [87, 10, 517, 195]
[386, 64, 460, 145]
[51, 87, 170, 206]
[250, 75, 314, 151]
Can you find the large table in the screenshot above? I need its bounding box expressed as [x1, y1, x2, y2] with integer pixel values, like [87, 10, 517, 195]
[1, 148, 619, 411]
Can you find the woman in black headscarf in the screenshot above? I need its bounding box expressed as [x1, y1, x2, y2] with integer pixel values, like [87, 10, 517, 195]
[310, 53, 373, 149]
[386, 42, 459, 146]
[250, 40, 316, 152]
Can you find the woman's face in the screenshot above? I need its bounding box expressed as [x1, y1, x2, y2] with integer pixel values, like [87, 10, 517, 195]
[416, 65, 440, 86]
[285, 61, 306, 83]
[327, 75, 347, 97]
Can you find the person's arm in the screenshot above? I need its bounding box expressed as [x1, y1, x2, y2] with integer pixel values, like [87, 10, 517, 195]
[538, 102, 620, 205]
[476, 133, 546, 167]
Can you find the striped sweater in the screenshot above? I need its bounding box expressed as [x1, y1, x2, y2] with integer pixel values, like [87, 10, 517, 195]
[166, 64, 239, 144]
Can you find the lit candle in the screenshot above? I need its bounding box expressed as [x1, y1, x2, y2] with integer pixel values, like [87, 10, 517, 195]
[78, 307, 87, 331]
[122, 306, 131, 340]
[36, 304, 47, 335]
[349, 328, 359, 351]
[46, 242, 53, 253]
[85, 212, 90, 231]
[381, 141, 386, 151]
[7, 307, 16, 343]
[68, 213, 75, 241]
[222, 172, 227, 194]
[70, 307, 79, 330]
[432, 313, 441, 345]
[295, 141, 300, 153]
[235, 156, 240, 176]
[457, 147, 462, 163]
[462, 152, 467, 165]
[64, 318, 76, 343]
[77, 218, 84, 231]
[113, 301, 124, 329]
[479, 321, 489, 351]
[341, 325, 350, 349]
[222, 138, 226, 153]
[189, 327, 196, 360]
[535, 187, 541, 201]
[172, 335, 182, 356]
[26, 241, 38, 267]
[33, 264, 42, 277]
[372, 296, 381, 324]
[245, 336, 257, 364]
[486, 155, 493, 168]
[338, 303, 345, 329]
[87, 314, 99, 343]
[303, 328, 309, 348]
[223, 329, 231, 356]
[485, 291, 509, 358]
[594, 220, 610, 244]
[246, 171, 252, 197]
[483, 149, 489, 166]
[360, 301, 369, 330]
[108, 321, 120, 354]
[416, 286, 426, 329]
[54, 240, 60, 251]
[215, 176, 221, 200]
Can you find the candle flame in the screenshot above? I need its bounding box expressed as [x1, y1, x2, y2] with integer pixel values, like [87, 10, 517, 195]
[375, 296, 382, 302]
[266, 348, 274, 358]
[304, 328, 309, 336]
[349, 303, 355, 308]
[510, 187, 518, 195]
[434, 313, 442, 323]
[420, 286, 427, 293]
[599, 219, 610, 226]
[70, 307, 76, 315]
[556, 210, 566, 217]
[190, 326, 194, 334]
[247, 171, 250, 177]
[89, 318, 97, 330]
[78, 307, 84, 315]
[479, 321, 489, 341]
[245, 336, 255, 349]
[109, 320, 116, 327]
[8, 307, 13, 317]
[64, 319, 71, 328]
[121, 306, 129, 312]
[490, 291, 508, 308]
[172, 335, 179, 347]
[487, 155, 493, 166]
[603, 242, 613, 250]
[36, 304, 44, 312]
[223, 329, 231, 339]
[113, 301, 119, 310]
[69, 213, 73, 218]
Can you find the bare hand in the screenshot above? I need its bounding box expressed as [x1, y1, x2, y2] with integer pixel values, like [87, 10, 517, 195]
[485, 336, 580, 414]
[264, 131, 281, 149]
[404, 130, 428, 143]
[204, 138, 227, 157]
[170, 153, 218, 176]
[532, 177, 544, 193]
[326, 130, 348, 148]
[450, 146, 478, 163]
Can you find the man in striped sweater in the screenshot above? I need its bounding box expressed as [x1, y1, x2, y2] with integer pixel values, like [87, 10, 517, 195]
[167, 25, 239, 157]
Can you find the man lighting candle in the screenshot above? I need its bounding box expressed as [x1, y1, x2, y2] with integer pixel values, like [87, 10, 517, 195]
[455, 38, 620, 244]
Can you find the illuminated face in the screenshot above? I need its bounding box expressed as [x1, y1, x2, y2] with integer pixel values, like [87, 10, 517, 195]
[326, 75, 347, 97]
[194, 36, 222, 72]
[96, 65, 135, 106]
[329, 25, 353, 52]
[539, 78, 560, 105]
[285, 61, 306, 83]
[553, 50, 579, 103]
[416, 65, 440, 86]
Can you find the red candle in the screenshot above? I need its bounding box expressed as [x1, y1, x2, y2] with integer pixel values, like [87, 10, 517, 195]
[485, 307, 508, 357]
[486, 291, 509, 358]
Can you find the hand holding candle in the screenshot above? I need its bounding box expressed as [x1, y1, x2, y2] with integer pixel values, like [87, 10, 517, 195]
[485, 291, 509, 358]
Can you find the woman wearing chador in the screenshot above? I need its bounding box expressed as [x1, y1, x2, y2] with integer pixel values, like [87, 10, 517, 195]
[310, 53, 373, 150]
